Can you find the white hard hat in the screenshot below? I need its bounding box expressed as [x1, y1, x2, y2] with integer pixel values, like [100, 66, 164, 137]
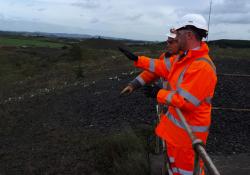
[175, 14, 208, 31]
[166, 32, 176, 39]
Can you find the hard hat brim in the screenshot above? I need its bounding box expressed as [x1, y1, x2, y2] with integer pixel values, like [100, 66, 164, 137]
[165, 32, 176, 39]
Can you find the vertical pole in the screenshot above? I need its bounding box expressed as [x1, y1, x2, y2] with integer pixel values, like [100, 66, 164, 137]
[155, 105, 161, 154]
[193, 153, 201, 175]
[207, 0, 213, 42]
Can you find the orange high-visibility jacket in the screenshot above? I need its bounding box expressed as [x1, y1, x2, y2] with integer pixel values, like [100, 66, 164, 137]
[134, 42, 217, 148]
[130, 53, 169, 88]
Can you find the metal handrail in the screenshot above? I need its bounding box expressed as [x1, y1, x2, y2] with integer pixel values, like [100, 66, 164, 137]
[175, 108, 220, 175]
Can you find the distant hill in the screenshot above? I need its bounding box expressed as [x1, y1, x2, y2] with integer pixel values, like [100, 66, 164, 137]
[0, 30, 94, 39]
[1, 30, 249, 48]
[208, 39, 250, 48]
[0, 30, 147, 42]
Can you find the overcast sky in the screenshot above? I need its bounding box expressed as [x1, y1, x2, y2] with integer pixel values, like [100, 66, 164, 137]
[0, 0, 249, 41]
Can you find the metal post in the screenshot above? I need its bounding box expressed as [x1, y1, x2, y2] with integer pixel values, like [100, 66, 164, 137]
[155, 105, 161, 154]
[193, 152, 200, 175]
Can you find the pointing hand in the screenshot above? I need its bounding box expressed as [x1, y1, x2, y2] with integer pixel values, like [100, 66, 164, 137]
[118, 47, 138, 61]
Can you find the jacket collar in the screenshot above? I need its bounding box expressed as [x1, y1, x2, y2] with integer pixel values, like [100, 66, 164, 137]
[178, 42, 209, 63]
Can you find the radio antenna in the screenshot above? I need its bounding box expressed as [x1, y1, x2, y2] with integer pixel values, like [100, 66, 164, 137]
[207, 0, 213, 41]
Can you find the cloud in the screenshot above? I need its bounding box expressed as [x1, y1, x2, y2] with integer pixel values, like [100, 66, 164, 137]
[0, 0, 249, 41]
[37, 8, 46, 11]
[212, 0, 250, 14]
[213, 13, 250, 24]
[0, 13, 4, 20]
[71, 0, 100, 9]
[205, 0, 250, 25]
[90, 18, 99, 23]
[210, 30, 228, 36]
[0, 17, 89, 34]
[125, 14, 143, 21]
[173, 0, 250, 25]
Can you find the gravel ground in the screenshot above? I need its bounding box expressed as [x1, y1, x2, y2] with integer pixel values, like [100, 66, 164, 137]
[1, 58, 250, 174]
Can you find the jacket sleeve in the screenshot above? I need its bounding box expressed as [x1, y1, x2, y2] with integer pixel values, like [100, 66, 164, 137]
[134, 56, 170, 78]
[157, 61, 217, 110]
[130, 53, 168, 88]
[130, 70, 159, 89]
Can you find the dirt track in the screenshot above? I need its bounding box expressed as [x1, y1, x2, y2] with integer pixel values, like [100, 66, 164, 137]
[1, 57, 250, 174]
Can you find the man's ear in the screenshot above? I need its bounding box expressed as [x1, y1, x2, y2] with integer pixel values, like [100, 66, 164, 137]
[187, 31, 194, 40]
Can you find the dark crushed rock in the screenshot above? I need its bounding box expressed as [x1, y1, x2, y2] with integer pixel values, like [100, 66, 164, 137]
[1, 58, 250, 174]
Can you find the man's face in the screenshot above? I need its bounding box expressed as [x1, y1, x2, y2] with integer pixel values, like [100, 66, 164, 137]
[166, 37, 179, 55]
[176, 29, 193, 51]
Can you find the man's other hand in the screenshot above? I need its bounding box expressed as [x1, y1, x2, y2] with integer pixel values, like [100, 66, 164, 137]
[120, 84, 135, 96]
[143, 84, 161, 98]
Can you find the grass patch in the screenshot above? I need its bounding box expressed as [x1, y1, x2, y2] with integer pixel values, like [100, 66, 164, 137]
[90, 126, 151, 175]
[0, 37, 65, 48]
[210, 46, 250, 60]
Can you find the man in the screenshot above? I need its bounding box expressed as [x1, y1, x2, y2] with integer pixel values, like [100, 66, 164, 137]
[120, 32, 178, 96]
[119, 14, 217, 175]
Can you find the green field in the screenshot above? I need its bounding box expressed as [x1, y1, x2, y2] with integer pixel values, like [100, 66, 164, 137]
[0, 37, 65, 48]
[1, 35, 250, 174]
[1, 36, 250, 102]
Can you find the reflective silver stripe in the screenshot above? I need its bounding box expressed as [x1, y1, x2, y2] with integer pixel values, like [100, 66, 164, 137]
[149, 59, 155, 72]
[190, 125, 209, 132]
[205, 96, 212, 104]
[195, 57, 216, 75]
[177, 66, 188, 87]
[175, 55, 181, 63]
[169, 157, 175, 163]
[200, 167, 203, 175]
[195, 58, 216, 104]
[130, 78, 142, 89]
[135, 76, 145, 86]
[166, 91, 175, 104]
[166, 112, 209, 132]
[162, 80, 168, 89]
[177, 87, 201, 106]
[166, 83, 172, 90]
[166, 111, 185, 129]
[172, 167, 193, 175]
[176, 57, 216, 106]
[164, 57, 171, 71]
